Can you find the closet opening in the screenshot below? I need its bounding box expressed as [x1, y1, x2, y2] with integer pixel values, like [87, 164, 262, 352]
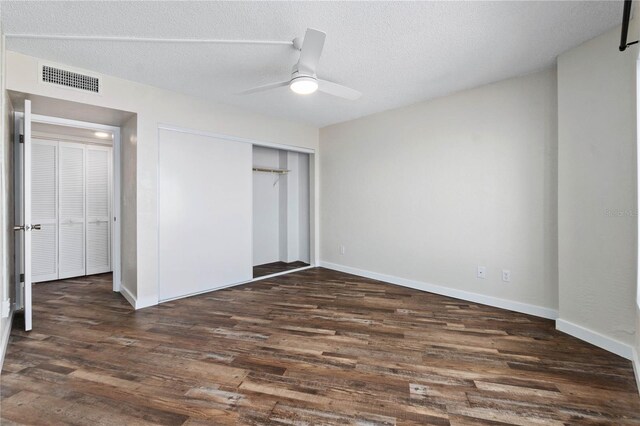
[252, 146, 310, 279]
[11, 95, 131, 331]
[28, 121, 115, 284]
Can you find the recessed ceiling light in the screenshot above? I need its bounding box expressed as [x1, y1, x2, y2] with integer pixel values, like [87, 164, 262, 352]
[290, 76, 318, 95]
[94, 131, 112, 139]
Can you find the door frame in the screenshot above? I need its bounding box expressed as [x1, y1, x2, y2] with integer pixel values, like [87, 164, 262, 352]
[14, 112, 122, 304]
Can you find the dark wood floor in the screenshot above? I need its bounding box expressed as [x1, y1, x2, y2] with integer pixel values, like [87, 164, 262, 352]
[1, 269, 639, 425]
[253, 261, 309, 278]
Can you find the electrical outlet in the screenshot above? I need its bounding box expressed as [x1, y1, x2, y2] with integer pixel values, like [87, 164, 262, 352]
[502, 269, 511, 282]
[340, 245, 346, 255]
[477, 266, 486, 279]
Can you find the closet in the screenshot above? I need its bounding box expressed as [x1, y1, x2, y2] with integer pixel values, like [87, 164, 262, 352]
[252, 146, 310, 278]
[31, 125, 112, 283]
[156, 129, 312, 301]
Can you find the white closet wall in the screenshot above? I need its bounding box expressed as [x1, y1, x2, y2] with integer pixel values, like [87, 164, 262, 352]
[31, 138, 112, 283]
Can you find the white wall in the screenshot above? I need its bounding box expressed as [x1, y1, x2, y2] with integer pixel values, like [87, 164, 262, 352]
[120, 114, 136, 298]
[253, 146, 281, 265]
[558, 26, 638, 347]
[320, 68, 558, 314]
[5, 51, 319, 308]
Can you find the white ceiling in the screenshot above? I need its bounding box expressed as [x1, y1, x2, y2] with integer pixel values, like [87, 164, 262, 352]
[2, 1, 623, 127]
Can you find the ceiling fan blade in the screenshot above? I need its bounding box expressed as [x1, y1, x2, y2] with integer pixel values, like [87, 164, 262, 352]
[240, 80, 290, 95]
[297, 28, 326, 75]
[318, 79, 362, 100]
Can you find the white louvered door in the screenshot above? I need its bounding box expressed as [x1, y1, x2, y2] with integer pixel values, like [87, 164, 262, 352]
[31, 140, 58, 283]
[86, 146, 111, 275]
[58, 142, 86, 279]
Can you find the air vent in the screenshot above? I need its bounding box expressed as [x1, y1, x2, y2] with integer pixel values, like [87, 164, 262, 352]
[41, 65, 100, 93]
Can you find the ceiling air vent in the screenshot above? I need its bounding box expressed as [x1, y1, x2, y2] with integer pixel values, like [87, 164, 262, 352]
[41, 65, 101, 94]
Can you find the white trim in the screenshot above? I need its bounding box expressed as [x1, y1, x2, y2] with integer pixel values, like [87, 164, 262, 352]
[556, 318, 634, 360]
[636, 56, 640, 311]
[7, 34, 293, 46]
[15, 112, 122, 292]
[632, 347, 640, 395]
[157, 124, 315, 155]
[119, 284, 136, 309]
[0, 309, 14, 371]
[119, 285, 156, 310]
[13, 112, 24, 310]
[135, 295, 157, 310]
[252, 265, 314, 282]
[320, 261, 559, 320]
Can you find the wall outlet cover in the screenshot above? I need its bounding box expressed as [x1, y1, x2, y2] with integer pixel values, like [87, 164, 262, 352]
[477, 266, 486, 279]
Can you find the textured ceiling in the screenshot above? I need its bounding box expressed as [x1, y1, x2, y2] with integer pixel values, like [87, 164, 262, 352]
[2, 1, 623, 127]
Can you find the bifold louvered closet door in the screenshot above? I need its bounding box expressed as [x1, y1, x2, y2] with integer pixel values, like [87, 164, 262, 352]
[31, 140, 58, 282]
[59, 142, 86, 279]
[31, 140, 112, 283]
[86, 146, 111, 275]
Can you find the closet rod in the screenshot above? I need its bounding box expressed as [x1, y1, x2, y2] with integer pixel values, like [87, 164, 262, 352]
[252, 167, 290, 174]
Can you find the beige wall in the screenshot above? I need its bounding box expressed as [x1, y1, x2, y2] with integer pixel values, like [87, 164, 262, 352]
[5, 51, 319, 307]
[557, 26, 637, 346]
[320, 68, 558, 313]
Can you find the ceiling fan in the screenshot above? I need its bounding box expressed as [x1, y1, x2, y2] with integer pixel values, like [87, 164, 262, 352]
[241, 28, 361, 100]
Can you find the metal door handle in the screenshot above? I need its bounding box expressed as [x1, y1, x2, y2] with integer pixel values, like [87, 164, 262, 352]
[14, 224, 42, 231]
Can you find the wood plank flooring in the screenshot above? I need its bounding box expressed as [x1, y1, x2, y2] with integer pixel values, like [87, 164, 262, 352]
[253, 261, 310, 278]
[1, 268, 639, 425]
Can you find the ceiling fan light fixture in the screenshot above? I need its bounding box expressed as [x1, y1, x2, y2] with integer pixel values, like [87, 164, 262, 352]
[289, 76, 318, 95]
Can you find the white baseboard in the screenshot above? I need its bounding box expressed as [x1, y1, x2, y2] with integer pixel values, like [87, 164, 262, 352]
[135, 295, 158, 310]
[0, 308, 14, 371]
[120, 284, 158, 310]
[556, 318, 634, 360]
[632, 347, 640, 395]
[319, 261, 558, 320]
[251, 265, 314, 282]
[119, 284, 138, 309]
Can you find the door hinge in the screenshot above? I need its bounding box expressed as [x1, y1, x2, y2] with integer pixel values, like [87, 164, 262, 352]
[19, 134, 24, 144]
[19, 273, 24, 283]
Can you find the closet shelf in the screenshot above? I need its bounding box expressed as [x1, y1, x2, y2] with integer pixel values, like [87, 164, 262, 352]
[252, 167, 290, 174]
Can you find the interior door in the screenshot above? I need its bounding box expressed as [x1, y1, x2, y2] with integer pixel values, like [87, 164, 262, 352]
[21, 100, 34, 331]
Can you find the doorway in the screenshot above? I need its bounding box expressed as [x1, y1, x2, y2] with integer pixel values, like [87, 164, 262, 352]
[252, 145, 311, 278]
[14, 102, 122, 330]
